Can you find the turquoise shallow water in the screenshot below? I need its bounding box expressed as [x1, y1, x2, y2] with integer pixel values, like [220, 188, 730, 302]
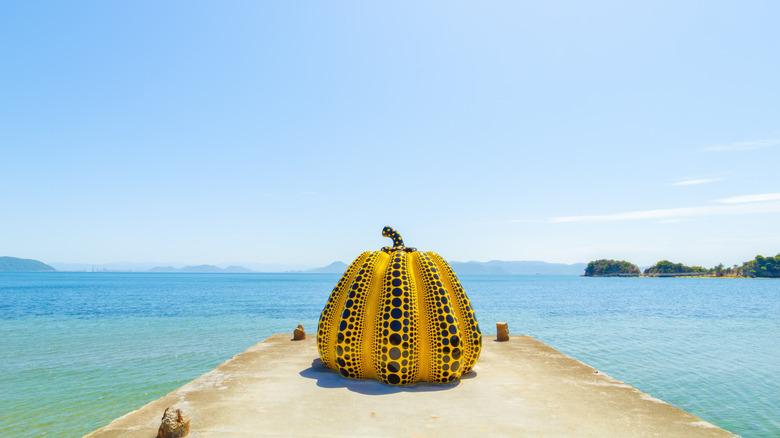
[1, 273, 778, 437]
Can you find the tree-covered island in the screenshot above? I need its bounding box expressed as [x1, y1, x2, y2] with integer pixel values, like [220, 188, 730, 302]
[643, 260, 707, 276]
[584, 259, 641, 276]
[584, 254, 780, 278]
[732, 254, 780, 277]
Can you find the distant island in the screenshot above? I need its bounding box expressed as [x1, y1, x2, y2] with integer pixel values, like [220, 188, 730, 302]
[300, 260, 587, 275]
[584, 259, 641, 277]
[0, 258, 596, 275]
[584, 254, 780, 278]
[303, 261, 350, 273]
[0, 256, 56, 272]
[13, 254, 775, 277]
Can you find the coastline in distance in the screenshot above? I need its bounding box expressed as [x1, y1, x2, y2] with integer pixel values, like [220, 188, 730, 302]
[10, 258, 586, 275]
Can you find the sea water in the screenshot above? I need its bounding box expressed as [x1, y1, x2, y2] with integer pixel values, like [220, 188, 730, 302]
[1, 273, 778, 437]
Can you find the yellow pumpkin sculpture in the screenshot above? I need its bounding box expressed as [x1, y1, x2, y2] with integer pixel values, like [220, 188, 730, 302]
[317, 226, 482, 385]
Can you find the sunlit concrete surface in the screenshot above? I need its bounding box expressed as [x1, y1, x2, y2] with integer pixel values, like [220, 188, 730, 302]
[85, 334, 736, 437]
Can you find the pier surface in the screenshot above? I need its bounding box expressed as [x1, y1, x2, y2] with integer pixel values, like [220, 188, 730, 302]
[86, 334, 735, 437]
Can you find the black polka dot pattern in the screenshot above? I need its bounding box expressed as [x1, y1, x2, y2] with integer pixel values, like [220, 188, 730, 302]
[428, 252, 482, 374]
[317, 227, 482, 385]
[413, 251, 464, 383]
[373, 250, 419, 385]
[317, 251, 371, 370]
[333, 251, 384, 379]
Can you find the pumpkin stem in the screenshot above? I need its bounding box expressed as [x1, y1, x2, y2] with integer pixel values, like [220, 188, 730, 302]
[381, 226, 416, 252]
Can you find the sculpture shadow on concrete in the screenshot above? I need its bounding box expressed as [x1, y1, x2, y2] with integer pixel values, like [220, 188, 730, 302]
[299, 359, 477, 395]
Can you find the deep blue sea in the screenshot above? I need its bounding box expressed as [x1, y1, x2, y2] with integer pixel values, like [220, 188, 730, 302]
[1, 272, 778, 437]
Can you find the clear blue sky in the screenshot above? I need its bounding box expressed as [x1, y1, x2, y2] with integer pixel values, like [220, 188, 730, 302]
[2, 1, 779, 268]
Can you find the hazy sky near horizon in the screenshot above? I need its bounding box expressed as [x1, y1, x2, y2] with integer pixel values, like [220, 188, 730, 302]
[2, 1, 779, 268]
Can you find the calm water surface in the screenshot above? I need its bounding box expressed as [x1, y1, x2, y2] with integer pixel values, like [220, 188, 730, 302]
[1, 273, 778, 437]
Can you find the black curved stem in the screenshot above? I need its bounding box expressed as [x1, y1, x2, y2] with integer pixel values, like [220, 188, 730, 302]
[382, 226, 405, 249]
[381, 226, 416, 252]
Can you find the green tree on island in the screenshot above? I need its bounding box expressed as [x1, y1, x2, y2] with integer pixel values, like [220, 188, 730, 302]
[584, 254, 780, 278]
[583, 259, 641, 276]
[643, 260, 706, 276]
[743, 254, 780, 277]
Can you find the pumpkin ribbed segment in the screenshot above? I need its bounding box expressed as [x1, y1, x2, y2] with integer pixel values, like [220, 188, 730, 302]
[333, 251, 389, 380]
[372, 250, 420, 384]
[429, 252, 481, 374]
[317, 228, 482, 385]
[316, 251, 370, 371]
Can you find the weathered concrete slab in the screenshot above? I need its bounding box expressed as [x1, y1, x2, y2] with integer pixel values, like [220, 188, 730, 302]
[85, 334, 736, 437]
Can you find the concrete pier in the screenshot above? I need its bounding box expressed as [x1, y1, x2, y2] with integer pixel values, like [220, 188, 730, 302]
[85, 334, 736, 437]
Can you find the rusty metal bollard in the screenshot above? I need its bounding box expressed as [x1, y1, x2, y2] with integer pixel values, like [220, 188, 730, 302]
[496, 322, 509, 341]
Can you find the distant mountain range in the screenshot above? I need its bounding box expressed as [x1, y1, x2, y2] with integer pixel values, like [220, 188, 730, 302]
[0, 256, 56, 272]
[304, 261, 350, 273]
[49, 261, 315, 272]
[300, 260, 586, 275]
[11, 257, 586, 275]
